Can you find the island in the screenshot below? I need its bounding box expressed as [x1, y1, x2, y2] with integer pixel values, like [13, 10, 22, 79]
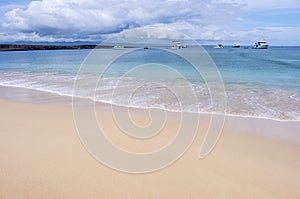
[0, 44, 112, 51]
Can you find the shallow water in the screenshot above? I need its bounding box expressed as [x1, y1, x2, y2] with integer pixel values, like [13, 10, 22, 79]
[0, 46, 299, 121]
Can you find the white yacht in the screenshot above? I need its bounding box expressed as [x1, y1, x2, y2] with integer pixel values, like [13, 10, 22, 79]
[233, 42, 241, 48]
[253, 40, 268, 49]
[171, 41, 181, 49]
[171, 41, 187, 49]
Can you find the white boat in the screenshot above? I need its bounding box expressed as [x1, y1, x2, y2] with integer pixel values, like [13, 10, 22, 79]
[113, 44, 124, 49]
[253, 40, 268, 49]
[171, 41, 186, 49]
[214, 44, 223, 49]
[233, 42, 241, 48]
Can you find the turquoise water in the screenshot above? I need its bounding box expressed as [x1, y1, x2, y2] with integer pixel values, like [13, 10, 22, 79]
[0, 46, 300, 121]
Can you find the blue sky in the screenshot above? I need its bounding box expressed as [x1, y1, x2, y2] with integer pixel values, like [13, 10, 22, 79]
[0, 0, 299, 45]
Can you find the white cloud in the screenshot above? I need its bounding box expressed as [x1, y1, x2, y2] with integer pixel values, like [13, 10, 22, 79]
[0, 0, 242, 42]
[0, 0, 299, 45]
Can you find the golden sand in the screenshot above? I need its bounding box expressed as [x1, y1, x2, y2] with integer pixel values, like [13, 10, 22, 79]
[0, 100, 299, 198]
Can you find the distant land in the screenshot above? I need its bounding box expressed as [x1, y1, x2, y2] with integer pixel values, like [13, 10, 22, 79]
[1, 43, 298, 52]
[0, 44, 109, 51]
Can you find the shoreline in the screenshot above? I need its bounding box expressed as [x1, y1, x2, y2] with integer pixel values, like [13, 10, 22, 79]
[0, 99, 299, 198]
[0, 85, 299, 123]
[0, 85, 299, 147]
[0, 44, 139, 51]
[0, 44, 98, 51]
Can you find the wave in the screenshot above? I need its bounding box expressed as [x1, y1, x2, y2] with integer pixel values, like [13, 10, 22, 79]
[0, 81, 299, 122]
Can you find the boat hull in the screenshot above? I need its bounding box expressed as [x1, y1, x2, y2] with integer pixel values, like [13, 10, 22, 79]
[254, 45, 268, 49]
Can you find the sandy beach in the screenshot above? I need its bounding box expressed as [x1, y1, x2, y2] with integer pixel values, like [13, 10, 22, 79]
[1, 0, 299, 198]
[0, 99, 299, 198]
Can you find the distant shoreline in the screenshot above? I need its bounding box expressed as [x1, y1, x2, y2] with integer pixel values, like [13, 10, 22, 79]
[1, 44, 300, 51]
[0, 44, 132, 51]
[0, 44, 101, 51]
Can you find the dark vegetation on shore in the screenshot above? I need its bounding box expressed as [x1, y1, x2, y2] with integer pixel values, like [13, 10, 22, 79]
[0, 44, 115, 51]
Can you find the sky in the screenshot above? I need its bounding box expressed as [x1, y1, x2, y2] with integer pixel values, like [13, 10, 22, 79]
[0, 0, 299, 45]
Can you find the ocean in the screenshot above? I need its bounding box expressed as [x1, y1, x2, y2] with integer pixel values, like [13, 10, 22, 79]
[0, 46, 300, 121]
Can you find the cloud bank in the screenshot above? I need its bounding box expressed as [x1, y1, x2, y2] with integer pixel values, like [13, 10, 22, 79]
[0, 0, 299, 45]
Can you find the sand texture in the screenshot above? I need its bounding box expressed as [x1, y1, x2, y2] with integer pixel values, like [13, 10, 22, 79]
[0, 100, 299, 198]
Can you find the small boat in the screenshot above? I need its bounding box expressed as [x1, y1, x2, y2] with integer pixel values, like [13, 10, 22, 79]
[253, 40, 268, 49]
[171, 41, 182, 49]
[214, 44, 223, 49]
[171, 41, 186, 49]
[113, 44, 124, 49]
[144, 46, 149, 49]
[233, 42, 241, 48]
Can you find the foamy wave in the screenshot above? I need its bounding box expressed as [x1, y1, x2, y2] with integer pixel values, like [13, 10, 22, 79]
[0, 71, 300, 122]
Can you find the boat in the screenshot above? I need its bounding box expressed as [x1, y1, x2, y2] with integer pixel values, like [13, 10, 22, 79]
[144, 46, 149, 49]
[171, 41, 181, 49]
[253, 40, 268, 49]
[171, 41, 186, 49]
[233, 42, 241, 48]
[214, 44, 223, 49]
[113, 44, 124, 49]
